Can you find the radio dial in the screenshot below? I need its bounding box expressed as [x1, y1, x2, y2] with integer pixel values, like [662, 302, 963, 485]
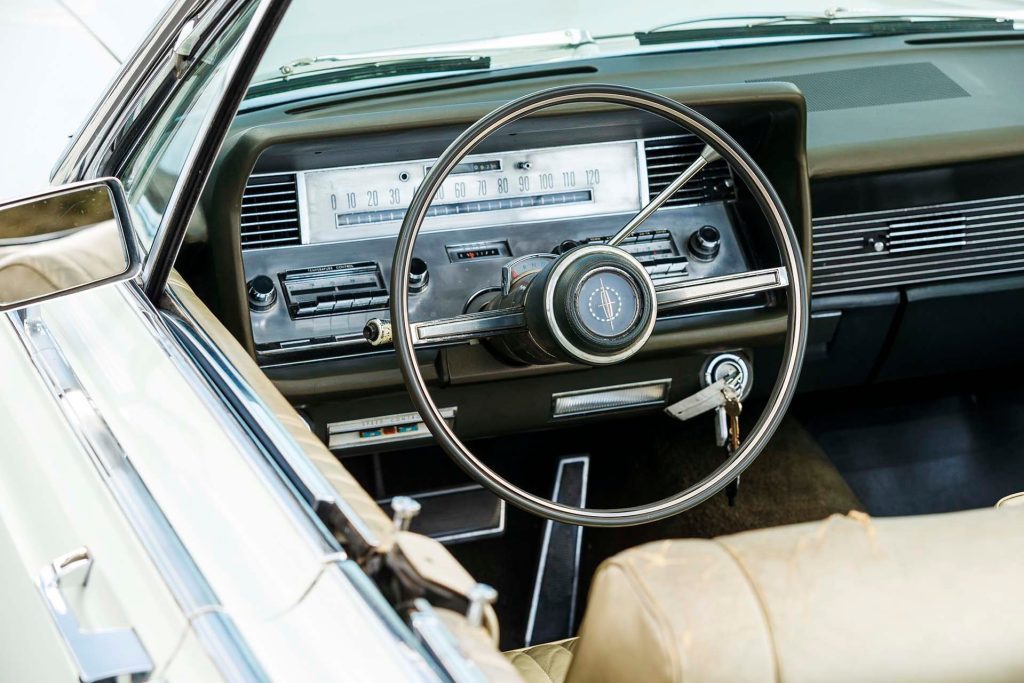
[247, 275, 277, 311]
[688, 225, 721, 261]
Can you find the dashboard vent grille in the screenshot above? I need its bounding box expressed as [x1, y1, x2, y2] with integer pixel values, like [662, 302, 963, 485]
[812, 194, 1024, 296]
[241, 174, 301, 250]
[644, 135, 735, 207]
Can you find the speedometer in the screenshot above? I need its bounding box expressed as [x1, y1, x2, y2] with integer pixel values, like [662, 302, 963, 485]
[301, 140, 643, 244]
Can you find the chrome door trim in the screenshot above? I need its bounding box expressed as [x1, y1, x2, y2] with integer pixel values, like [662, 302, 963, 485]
[38, 547, 154, 683]
[7, 308, 269, 683]
[160, 285, 384, 554]
[145, 285, 447, 677]
[143, 0, 294, 299]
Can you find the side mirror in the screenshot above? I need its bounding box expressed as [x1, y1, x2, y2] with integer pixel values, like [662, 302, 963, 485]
[0, 178, 141, 312]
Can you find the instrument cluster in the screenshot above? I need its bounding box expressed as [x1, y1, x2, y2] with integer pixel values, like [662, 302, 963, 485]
[301, 140, 643, 243]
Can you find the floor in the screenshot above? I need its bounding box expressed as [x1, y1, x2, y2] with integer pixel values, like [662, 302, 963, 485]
[798, 376, 1024, 516]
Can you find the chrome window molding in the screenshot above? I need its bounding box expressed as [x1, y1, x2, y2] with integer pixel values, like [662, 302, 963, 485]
[144, 284, 450, 678]
[123, 284, 348, 557]
[6, 307, 268, 683]
[159, 285, 383, 553]
[143, 0, 294, 299]
[51, 0, 211, 184]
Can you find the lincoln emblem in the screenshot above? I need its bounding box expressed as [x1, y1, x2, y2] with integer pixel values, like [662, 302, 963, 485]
[576, 269, 640, 337]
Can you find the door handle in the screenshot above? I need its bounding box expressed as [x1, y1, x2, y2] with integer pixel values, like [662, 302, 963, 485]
[38, 546, 153, 683]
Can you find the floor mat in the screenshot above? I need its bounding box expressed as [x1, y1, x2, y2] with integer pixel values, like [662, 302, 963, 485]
[798, 381, 1024, 516]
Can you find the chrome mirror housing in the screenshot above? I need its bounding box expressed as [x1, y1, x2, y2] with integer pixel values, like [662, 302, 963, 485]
[0, 178, 140, 311]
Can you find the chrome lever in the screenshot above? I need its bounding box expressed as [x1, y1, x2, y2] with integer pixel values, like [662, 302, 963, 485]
[38, 546, 153, 683]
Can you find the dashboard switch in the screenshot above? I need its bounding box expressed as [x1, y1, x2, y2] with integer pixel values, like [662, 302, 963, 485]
[688, 225, 721, 261]
[247, 275, 277, 311]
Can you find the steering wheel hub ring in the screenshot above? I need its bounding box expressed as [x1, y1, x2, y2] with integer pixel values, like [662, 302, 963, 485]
[531, 244, 657, 366]
[390, 84, 808, 527]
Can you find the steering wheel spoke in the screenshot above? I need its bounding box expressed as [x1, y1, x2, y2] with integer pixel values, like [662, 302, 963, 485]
[655, 267, 790, 312]
[365, 306, 527, 348]
[413, 306, 527, 345]
[608, 144, 722, 247]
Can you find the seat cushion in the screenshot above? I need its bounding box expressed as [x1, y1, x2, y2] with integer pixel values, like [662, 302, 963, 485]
[506, 638, 579, 683]
[567, 507, 1024, 683]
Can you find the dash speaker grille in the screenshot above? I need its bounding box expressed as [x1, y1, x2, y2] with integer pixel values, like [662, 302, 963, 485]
[748, 62, 968, 112]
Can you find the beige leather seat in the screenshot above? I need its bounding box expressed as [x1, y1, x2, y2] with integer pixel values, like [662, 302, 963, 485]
[513, 506, 1024, 683]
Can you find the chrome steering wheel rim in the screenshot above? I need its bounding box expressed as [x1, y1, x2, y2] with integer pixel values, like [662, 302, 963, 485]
[390, 84, 808, 527]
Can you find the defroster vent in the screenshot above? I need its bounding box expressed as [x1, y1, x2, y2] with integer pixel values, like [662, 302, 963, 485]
[644, 135, 735, 207]
[241, 173, 301, 250]
[813, 194, 1024, 296]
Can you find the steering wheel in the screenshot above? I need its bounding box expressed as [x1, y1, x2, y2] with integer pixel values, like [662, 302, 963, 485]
[385, 84, 808, 527]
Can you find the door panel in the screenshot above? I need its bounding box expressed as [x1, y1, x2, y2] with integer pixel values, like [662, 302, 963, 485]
[0, 311, 221, 681]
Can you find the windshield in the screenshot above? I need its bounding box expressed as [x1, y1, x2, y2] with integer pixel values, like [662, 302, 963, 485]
[252, 0, 1024, 96]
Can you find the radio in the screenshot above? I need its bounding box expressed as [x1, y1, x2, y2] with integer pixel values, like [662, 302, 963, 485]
[279, 262, 388, 318]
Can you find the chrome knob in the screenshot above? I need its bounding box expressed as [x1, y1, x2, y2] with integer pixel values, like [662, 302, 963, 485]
[466, 582, 498, 628]
[688, 225, 721, 261]
[391, 495, 421, 531]
[409, 258, 429, 293]
[363, 318, 393, 347]
[247, 275, 277, 311]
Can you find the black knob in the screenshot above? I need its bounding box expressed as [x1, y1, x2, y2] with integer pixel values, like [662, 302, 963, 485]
[409, 258, 429, 293]
[247, 275, 277, 311]
[553, 239, 580, 255]
[688, 225, 721, 261]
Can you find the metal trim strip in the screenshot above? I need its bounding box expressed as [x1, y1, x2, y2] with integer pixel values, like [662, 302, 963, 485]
[7, 307, 269, 683]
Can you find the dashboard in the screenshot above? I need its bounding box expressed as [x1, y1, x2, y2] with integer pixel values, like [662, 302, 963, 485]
[191, 30, 1024, 450]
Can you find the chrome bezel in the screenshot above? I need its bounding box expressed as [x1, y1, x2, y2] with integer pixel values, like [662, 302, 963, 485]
[542, 244, 657, 365]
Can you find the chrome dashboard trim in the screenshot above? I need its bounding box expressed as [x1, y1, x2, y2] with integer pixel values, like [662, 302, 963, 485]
[550, 378, 672, 418]
[297, 139, 644, 245]
[7, 306, 269, 683]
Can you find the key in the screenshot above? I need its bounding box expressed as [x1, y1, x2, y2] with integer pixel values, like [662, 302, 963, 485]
[665, 377, 738, 422]
[725, 395, 743, 452]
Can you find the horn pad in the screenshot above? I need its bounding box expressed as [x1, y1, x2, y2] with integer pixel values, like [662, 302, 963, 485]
[525, 245, 657, 366]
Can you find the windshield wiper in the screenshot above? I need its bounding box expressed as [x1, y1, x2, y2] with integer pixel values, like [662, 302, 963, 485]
[247, 55, 491, 98]
[636, 13, 1015, 46]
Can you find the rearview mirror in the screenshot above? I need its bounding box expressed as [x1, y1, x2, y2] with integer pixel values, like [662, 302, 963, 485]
[0, 179, 141, 311]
